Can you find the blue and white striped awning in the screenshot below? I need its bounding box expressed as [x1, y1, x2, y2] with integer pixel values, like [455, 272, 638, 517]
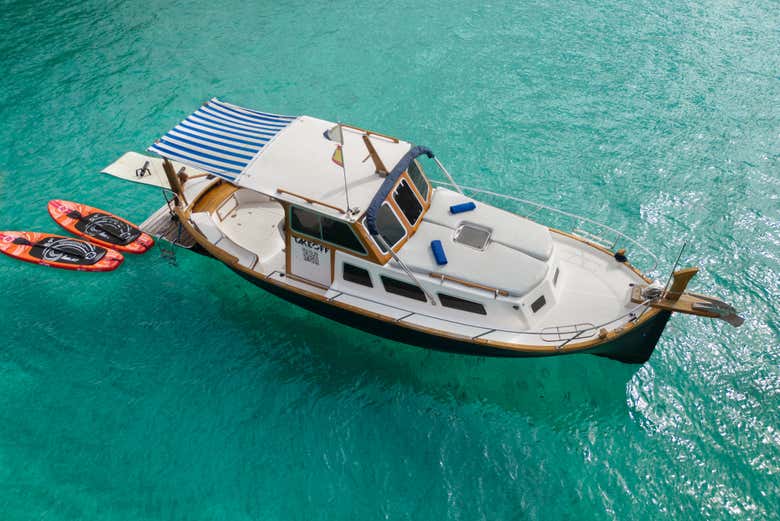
[147, 98, 297, 181]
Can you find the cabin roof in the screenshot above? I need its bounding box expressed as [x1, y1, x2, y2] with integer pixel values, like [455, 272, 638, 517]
[240, 116, 412, 219]
[148, 98, 412, 221]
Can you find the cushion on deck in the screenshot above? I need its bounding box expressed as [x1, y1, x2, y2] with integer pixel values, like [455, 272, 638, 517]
[430, 240, 448, 265]
[424, 188, 553, 261]
[449, 202, 476, 214]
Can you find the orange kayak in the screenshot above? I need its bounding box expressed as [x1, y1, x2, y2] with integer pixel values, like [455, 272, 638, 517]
[48, 199, 154, 254]
[0, 231, 124, 271]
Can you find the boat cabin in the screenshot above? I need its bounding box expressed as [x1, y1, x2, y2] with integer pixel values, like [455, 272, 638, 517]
[147, 99, 571, 334]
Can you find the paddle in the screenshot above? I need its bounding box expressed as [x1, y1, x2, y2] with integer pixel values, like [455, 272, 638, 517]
[12, 236, 98, 261]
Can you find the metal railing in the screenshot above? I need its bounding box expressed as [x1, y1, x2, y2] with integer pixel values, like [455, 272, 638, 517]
[430, 180, 659, 274]
[308, 274, 653, 349]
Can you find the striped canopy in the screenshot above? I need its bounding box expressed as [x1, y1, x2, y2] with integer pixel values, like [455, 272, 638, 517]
[147, 98, 297, 181]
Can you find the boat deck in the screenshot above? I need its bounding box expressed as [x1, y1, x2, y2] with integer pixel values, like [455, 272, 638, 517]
[140, 204, 197, 248]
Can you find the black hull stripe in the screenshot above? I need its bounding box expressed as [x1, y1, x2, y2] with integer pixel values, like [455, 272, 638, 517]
[233, 269, 671, 364]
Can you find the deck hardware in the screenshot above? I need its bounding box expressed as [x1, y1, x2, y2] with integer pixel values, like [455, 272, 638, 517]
[135, 160, 151, 177]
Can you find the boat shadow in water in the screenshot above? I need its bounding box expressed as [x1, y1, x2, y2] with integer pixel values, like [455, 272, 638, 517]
[220, 281, 641, 428]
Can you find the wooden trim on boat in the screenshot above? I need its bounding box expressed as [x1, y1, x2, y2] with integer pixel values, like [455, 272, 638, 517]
[287, 224, 372, 261]
[366, 171, 434, 265]
[276, 188, 346, 214]
[162, 158, 188, 206]
[406, 162, 432, 204]
[340, 123, 399, 143]
[362, 135, 389, 175]
[285, 207, 292, 274]
[174, 195, 664, 357]
[191, 181, 239, 214]
[429, 272, 510, 297]
[286, 272, 330, 291]
[666, 267, 698, 300]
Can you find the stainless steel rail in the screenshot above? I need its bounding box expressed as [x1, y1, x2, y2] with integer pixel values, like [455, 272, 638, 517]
[267, 268, 654, 347]
[431, 180, 659, 274]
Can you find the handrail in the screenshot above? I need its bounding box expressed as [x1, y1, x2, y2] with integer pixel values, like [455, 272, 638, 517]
[313, 271, 653, 344]
[464, 300, 652, 345]
[430, 272, 510, 297]
[267, 267, 653, 345]
[378, 234, 437, 305]
[430, 180, 659, 273]
[340, 123, 399, 143]
[431, 158, 464, 195]
[276, 188, 346, 214]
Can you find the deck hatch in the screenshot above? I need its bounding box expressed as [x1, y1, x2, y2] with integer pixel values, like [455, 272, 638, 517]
[453, 223, 491, 250]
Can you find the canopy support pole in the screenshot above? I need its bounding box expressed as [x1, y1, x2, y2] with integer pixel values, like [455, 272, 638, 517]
[362, 135, 389, 176]
[374, 234, 436, 306]
[433, 158, 463, 195]
[162, 158, 187, 207]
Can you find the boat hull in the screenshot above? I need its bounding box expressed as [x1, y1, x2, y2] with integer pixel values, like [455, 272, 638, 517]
[233, 269, 671, 364]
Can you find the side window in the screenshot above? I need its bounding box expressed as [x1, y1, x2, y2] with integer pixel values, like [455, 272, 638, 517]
[381, 276, 427, 302]
[290, 206, 321, 237]
[531, 295, 546, 313]
[291, 206, 366, 255]
[374, 203, 406, 252]
[343, 263, 372, 287]
[322, 217, 366, 254]
[393, 179, 423, 225]
[438, 293, 487, 315]
[408, 160, 429, 200]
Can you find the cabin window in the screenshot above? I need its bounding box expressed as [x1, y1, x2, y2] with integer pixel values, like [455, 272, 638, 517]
[381, 276, 427, 302]
[343, 263, 373, 287]
[322, 217, 366, 254]
[393, 179, 423, 225]
[438, 293, 487, 315]
[408, 160, 429, 200]
[290, 206, 321, 238]
[375, 203, 406, 252]
[531, 295, 546, 313]
[290, 206, 367, 255]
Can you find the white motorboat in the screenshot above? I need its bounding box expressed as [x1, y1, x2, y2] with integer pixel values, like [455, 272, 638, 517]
[102, 98, 742, 363]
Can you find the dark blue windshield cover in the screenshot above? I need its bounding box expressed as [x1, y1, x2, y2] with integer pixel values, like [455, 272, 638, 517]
[364, 145, 434, 235]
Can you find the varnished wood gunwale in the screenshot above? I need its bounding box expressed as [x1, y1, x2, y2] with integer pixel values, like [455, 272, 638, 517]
[172, 174, 665, 358]
[176, 200, 664, 356]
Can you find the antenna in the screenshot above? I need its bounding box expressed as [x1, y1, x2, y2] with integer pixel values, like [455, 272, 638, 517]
[662, 241, 687, 298]
[328, 123, 352, 217]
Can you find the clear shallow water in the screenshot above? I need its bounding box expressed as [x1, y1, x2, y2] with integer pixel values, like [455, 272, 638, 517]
[0, 0, 778, 519]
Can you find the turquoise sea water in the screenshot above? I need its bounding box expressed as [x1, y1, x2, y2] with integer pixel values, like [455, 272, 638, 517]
[1, 0, 778, 519]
